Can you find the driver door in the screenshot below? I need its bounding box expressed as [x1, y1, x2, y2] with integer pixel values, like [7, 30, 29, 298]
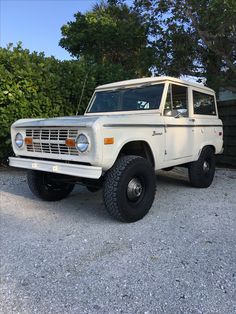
[164, 83, 194, 161]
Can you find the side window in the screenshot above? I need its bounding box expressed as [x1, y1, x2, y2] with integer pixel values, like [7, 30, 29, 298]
[164, 84, 188, 117]
[193, 91, 216, 115]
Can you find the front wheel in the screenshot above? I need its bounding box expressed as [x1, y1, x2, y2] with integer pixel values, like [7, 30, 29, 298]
[188, 147, 216, 188]
[103, 156, 156, 222]
[27, 170, 74, 201]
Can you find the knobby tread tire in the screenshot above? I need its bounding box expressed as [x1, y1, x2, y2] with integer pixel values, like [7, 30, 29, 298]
[27, 170, 74, 201]
[188, 146, 216, 188]
[103, 155, 156, 222]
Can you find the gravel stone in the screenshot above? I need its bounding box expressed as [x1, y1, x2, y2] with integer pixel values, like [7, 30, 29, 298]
[0, 167, 235, 314]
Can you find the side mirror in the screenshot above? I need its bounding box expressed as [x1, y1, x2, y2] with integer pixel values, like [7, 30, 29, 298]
[175, 108, 187, 118]
[164, 109, 172, 116]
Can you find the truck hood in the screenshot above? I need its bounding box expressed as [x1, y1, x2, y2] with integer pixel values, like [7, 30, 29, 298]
[12, 112, 162, 129]
[12, 115, 100, 128]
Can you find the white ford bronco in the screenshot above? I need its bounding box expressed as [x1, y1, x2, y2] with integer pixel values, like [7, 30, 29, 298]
[9, 77, 223, 222]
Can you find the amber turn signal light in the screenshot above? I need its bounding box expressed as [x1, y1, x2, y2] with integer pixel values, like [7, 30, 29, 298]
[24, 137, 33, 145]
[65, 138, 75, 147]
[104, 137, 114, 145]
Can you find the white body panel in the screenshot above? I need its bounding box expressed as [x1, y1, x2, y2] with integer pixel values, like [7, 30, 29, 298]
[10, 76, 223, 177]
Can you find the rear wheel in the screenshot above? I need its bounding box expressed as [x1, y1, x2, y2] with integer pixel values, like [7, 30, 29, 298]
[103, 156, 156, 222]
[188, 147, 215, 188]
[27, 170, 74, 201]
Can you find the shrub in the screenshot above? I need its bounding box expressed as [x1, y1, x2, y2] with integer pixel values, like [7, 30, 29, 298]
[0, 44, 135, 162]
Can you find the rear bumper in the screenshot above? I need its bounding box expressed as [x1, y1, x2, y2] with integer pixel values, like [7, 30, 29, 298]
[9, 157, 102, 179]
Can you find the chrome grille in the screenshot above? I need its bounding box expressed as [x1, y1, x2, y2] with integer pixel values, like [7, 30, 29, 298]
[25, 128, 79, 155]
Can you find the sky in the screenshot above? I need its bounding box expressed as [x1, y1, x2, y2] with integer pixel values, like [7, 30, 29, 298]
[0, 0, 133, 60]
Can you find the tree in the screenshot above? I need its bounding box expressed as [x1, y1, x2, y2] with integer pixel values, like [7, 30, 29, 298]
[60, 1, 154, 77]
[134, 0, 236, 93]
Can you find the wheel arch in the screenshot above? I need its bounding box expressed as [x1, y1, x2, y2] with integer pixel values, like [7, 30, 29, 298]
[117, 140, 155, 167]
[199, 144, 216, 156]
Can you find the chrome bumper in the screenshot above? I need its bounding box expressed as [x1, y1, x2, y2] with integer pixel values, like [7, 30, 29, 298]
[9, 157, 102, 179]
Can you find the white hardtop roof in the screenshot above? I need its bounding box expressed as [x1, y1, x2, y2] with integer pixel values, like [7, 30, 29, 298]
[96, 76, 214, 93]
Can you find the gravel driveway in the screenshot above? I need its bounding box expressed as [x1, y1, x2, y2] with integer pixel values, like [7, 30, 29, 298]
[0, 167, 235, 314]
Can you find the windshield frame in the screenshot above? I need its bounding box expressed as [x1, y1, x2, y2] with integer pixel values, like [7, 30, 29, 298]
[85, 83, 165, 115]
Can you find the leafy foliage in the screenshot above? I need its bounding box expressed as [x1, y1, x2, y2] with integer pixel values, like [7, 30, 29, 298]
[60, 1, 153, 76]
[0, 44, 134, 161]
[134, 0, 236, 92]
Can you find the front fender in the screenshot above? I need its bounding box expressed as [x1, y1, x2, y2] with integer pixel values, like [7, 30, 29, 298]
[100, 127, 163, 170]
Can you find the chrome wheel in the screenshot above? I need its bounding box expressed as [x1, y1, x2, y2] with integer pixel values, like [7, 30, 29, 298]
[127, 178, 143, 201]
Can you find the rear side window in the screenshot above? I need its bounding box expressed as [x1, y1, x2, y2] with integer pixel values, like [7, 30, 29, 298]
[193, 91, 216, 115]
[164, 84, 188, 117]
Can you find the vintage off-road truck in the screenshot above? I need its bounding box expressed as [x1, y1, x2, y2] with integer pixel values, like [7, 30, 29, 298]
[9, 77, 223, 222]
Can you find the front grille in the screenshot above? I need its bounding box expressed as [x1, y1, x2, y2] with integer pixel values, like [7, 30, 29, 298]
[25, 128, 79, 155]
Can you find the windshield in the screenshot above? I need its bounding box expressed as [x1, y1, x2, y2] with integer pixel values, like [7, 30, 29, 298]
[87, 84, 164, 113]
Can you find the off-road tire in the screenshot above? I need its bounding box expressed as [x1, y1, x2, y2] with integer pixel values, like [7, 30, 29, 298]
[188, 147, 215, 188]
[103, 156, 156, 222]
[27, 170, 74, 201]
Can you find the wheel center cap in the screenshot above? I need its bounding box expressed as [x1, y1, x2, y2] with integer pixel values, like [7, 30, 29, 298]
[127, 178, 143, 201]
[203, 161, 210, 173]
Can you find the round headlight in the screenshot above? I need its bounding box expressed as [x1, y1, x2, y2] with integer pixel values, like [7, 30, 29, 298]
[76, 134, 89, 152]
[15, 133, 24, 148]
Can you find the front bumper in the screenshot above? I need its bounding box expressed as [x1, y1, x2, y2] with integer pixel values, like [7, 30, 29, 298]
[9, 157, 102, 179]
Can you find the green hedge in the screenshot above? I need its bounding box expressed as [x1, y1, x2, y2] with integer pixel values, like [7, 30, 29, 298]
[0, 44, 134, 161]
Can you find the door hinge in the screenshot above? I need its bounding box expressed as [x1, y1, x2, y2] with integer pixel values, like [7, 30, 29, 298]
[165, 150, 167, 155]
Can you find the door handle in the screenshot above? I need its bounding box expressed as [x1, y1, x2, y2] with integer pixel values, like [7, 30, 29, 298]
[189, 118, 195, 122]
